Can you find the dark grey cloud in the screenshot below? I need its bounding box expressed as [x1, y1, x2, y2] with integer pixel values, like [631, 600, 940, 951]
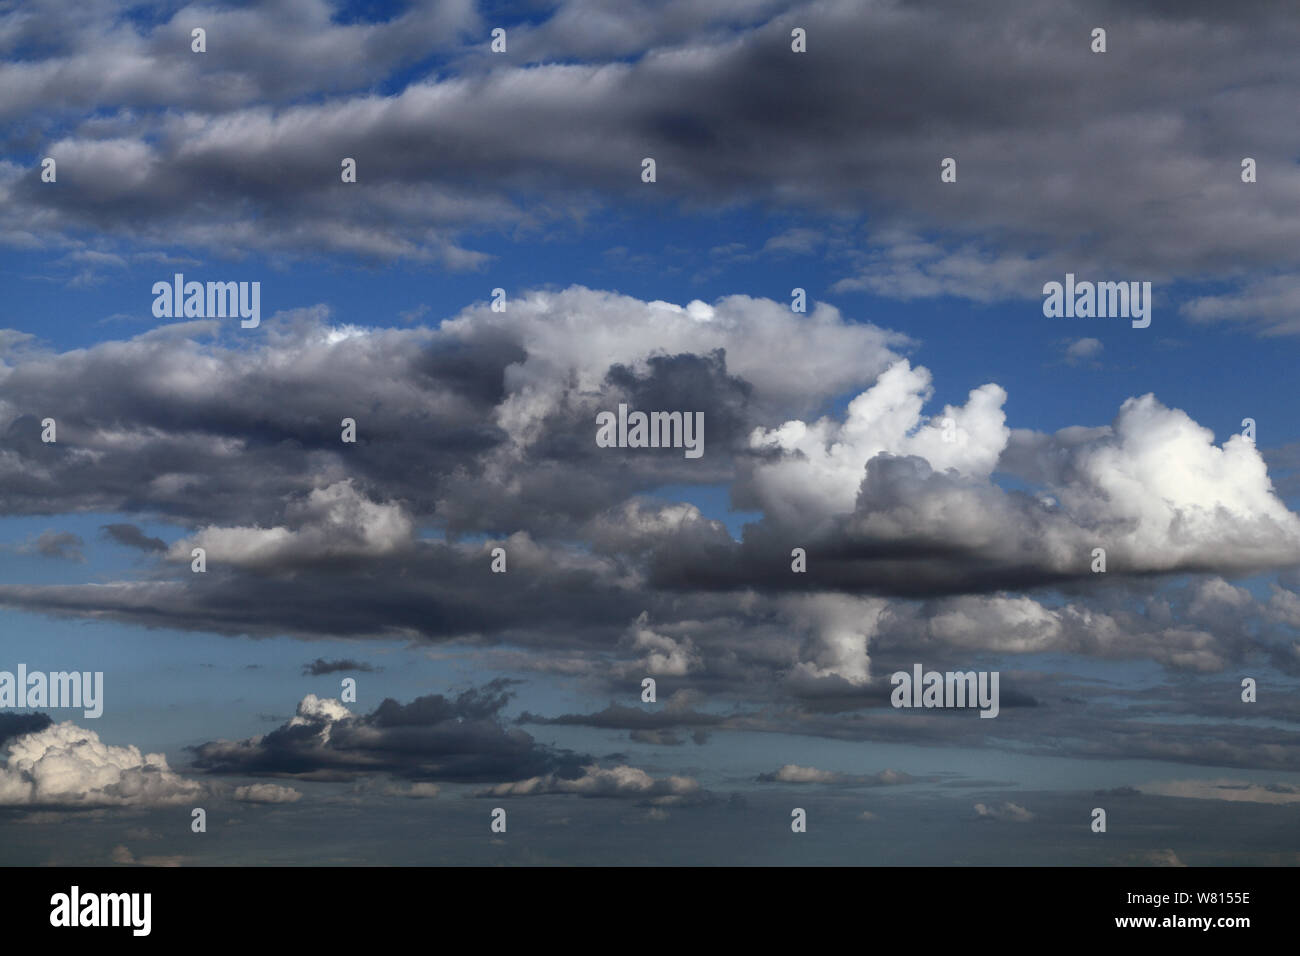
[726, 677, 1300, 775]
[520, 699, 727, 732]
[100, 523, 167, 552]
[0, 712, 53, 748]
[301, 658, 377, 676]
[0, 535, 654, 644]
[189, 681, 589, 783]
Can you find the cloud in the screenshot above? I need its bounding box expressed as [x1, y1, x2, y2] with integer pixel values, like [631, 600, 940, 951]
[1182, 276, 1300, 336]
[1063, 337, 1103, 365]
[761, 228, 824, 256]
[190, 683, 587, 784]
[0, 712, 52, 747]
[167, 481, 416, 569]
[690, 378, 1300, 602]
[1094, 786, 1141, 798]
[760, 764, 839, 784]
[627, 612, 701, 677]
[732, 663, 1300, 774]
[1139, 778, 1300, 805]
[1137, 849, 1188, 867]
[302, 658, 377, 676]
[629, 729, 694, 746]
[3, 1, 1300, 864]
[4, 290, 1288, 624]
[520, 694, 725, 733]
[479, 764, 703, 803]
[384, 782, 441, 798]
[0, 292, 1288, 699]
[0, 722, 204, 807]
[0, 285, 1295, 775]
[109, 844, 186, 867]
[857, 583, 1264, 674]
[757, 764, 913, 786]
[19, 530, 84, 561]
[233, 783, 302, 804]
[6, 0, 1300, 316]
[110, 844, 134, 864]
[100, 523, 167, 552]
[0, 288, 901, 530]
[973, 801, 1034, 822]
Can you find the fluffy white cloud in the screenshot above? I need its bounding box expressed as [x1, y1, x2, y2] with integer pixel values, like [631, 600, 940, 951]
[0, 722, 203, 807]
[1053, 395, 1300, 571]
[749, 360, 1008, 526]
[442, 287, 906, 449]
[783, 594, 888, 684]
[750, 366, 1300, 579]
[628, 612, 701, 677]
[924, 595, 1062, 653]
[1064, 337, 1103, 364]
[286, 694, 354, 747]
[169, 481, 413, 568]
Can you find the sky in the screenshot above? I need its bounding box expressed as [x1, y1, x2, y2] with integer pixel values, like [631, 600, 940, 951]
[1, 0, 1299, 866]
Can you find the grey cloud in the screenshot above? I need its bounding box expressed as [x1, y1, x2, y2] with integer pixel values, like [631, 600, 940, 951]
[100, 523, 167, 551]
[0, 712, 53, 748]
[478, 763, 708, 803]
[20, 530, 85, 561]
[301, 658, 377, 676]
[6, 0, 1300, 316]
[520, 700, 727, 732]
[0, 289, 899, 532]
[189, 681, 590, 784]
[757, 764, 916, 786]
